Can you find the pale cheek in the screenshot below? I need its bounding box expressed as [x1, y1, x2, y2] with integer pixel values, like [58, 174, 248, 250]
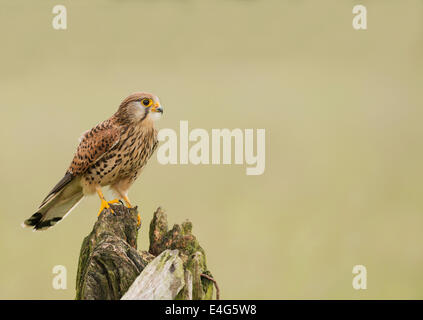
[149, 112, 162, 121]
[133, 107, 146, 120]
[127, 101, 146, 120]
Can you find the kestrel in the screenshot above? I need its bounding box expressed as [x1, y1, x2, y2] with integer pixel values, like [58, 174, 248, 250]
[23, 92, 163, 231]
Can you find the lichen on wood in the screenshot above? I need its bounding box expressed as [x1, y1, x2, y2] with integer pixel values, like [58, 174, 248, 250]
[75, 205, 217, 300]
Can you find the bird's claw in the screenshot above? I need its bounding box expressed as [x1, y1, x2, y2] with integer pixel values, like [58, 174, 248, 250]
[97, 199, 120, 216]
[137, 213, 141, 228]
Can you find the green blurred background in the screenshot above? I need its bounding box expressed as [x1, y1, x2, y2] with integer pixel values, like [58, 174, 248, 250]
[1, 0, 423, 299]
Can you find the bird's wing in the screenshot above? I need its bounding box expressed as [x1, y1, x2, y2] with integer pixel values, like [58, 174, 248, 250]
[68, 119, 120, 176]
[24, 120, 122, 231]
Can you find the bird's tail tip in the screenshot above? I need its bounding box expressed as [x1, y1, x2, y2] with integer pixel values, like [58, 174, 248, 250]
[21, 212, 45, 231]
[21, 222, 30, 229]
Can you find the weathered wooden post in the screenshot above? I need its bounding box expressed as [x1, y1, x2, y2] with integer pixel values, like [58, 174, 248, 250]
[75, 205, 218, 300]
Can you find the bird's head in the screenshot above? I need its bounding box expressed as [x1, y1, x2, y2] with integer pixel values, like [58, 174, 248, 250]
[115, 92, 163, 124]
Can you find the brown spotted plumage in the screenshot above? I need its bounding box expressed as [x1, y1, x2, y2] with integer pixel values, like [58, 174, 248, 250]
[23, 92, 163, 230]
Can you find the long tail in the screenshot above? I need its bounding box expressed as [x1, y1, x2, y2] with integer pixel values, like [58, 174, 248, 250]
[23, 172, 84, 231]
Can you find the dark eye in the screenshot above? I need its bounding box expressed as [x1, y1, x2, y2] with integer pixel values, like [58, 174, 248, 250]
[142, 99, 151, 106]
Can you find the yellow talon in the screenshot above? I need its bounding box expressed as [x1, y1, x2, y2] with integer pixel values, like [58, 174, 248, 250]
[137, 213, 141, 227]
[97, 199, 110, 216]
[97, 199, 120, 216]
[96, 187, 120, 216]
[122, 195, 133, 208]
[122, 195, 141, 227]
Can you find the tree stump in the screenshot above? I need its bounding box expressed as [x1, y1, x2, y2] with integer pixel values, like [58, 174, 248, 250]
[75, 204, 217, 300]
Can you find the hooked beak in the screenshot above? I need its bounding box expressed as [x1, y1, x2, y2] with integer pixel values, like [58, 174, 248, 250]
[151, 103, 163, 114]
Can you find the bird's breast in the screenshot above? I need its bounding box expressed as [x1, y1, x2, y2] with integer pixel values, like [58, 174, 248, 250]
[82, 126, 158, 190]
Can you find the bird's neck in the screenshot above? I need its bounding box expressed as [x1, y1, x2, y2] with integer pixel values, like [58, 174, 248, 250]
[139, 117, 155, 129]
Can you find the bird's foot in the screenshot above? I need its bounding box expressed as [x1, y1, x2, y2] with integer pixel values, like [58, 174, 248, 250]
[137, 212, 141, 228]
[97, 199, 120, 216]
